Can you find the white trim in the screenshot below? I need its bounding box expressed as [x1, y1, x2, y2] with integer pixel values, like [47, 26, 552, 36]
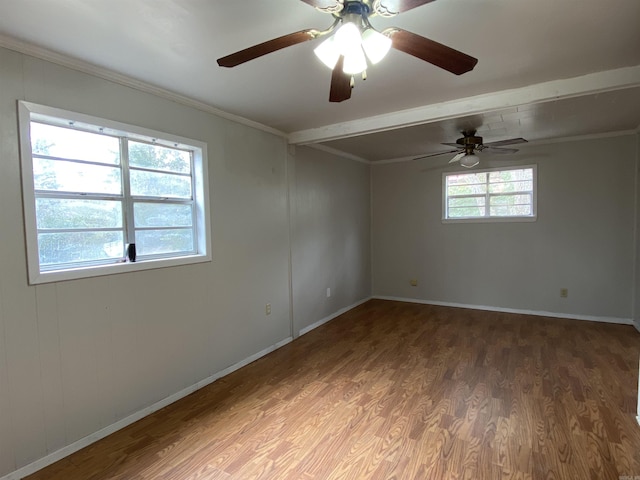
[374, 154, 429, 165]
[0, 336, 293, 480]
[373, 296, 634, 325]
[285, 142, 295, 340]
[288, 66, 640, 145]
[635, 322, 640, 334]
[298, 297, 372, 336]
[306, 144, 372, 165]
[0, 35, 285, 139]
[637, 357, 640, 427]
[370, 167, 375, 297]
[633, 132, 639, 324]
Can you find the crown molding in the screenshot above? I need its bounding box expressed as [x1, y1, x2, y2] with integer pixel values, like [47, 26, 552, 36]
[0, 35, 286, 139]
[306, 144, 372, 164]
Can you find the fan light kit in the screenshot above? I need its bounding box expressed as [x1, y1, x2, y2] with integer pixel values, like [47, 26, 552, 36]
[459, 153, 479, 168]
[313, 4, 392, 75]
[217, 0, 478, 102]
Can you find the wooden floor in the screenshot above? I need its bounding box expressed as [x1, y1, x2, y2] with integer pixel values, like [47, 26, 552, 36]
[27, 300, 640, 480]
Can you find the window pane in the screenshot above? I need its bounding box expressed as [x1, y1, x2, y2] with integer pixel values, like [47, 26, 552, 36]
[31, 122, 120, 165]
[490, 205, 532, 217]
[448, 206, 485, 218]
[446, 172, 487, 186]
[128, 141, 191, 174]
[134, 203, 192, 228]
[130, 169, 192, 198]
[38, 231, 123, 267]
[490, 194, 531, 206]
[448, 196, 486, 208]
[488, 180, 533, 194]
[447, 184, 487, 196]
[33, 158, 122, 194]
[135, 229, 194, 255]
[489, 168, 532, 183]
[36, 199, 122, 229]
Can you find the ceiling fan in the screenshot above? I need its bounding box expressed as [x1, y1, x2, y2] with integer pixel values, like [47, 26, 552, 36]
[217, 0, 478, 102]
[415, 130, 528, 168]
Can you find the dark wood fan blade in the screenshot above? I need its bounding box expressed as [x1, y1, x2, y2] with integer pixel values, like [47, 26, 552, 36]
[217, 30, 315, 67]
[299, 0, 342, 9]
[484, 137, 528, 147]
[376, 0, 436, 14]
[413, 149, 460, 161]
[329, 56, 352, 103]
[485, 146, 519, 154]
[389, 29, 478, 75]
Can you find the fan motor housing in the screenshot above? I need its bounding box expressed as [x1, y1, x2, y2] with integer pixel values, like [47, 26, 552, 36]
[457, 135, 483, 146]
[342, 1, 370, 15]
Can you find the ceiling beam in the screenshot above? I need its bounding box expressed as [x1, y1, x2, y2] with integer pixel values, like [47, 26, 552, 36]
[288, 65, 640, 145]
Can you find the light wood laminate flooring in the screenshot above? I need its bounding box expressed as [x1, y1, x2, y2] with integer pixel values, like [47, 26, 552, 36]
[26, 300, 640, 479]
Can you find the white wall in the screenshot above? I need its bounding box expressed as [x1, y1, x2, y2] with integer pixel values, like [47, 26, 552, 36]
[0, 47, 371, 478]
[290, 146, 371, 335]
[372, 135, 637, 320]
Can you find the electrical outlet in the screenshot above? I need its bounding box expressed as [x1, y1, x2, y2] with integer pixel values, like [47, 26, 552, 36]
[410, 279, 418, 287]
[265, 303, 271, 315]
[560, 288, 568, 298]
[326, 288, 331, 298]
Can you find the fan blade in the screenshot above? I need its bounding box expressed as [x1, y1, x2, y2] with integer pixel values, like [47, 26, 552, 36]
[484, 137, 528, 147]
[298, 0, 342, 9]
[329, 56, 352, 103]
[449, 152, 466, 163]
[442, 142, 461, 147]
[413, 149, 460, 161]
[485, 146, 519, 154]
[376, 0, 436, 14]
[388, 29, 478, 75]
[217, 30, 315, 67]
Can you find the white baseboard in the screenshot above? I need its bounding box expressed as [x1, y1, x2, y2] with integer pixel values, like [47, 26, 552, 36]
[298, 296, 372, 337]
[373, 296, 634, 326]
[0, 336, 293, 480]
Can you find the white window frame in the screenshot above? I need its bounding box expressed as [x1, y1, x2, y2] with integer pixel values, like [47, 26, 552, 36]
[18, 101, 212, 284]
[442, 165, 537, 223]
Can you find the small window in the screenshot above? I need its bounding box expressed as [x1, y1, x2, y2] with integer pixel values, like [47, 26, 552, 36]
[443, 166, 536, 222]
[18, 102, 211, 284]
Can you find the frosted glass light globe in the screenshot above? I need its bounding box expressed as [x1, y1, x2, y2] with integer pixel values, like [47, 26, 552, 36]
[362, 29, 392, 64]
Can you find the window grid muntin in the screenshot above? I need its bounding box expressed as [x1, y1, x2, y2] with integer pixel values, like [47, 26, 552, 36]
[30, 119, 197, 270]
[444, 167, 536, 221]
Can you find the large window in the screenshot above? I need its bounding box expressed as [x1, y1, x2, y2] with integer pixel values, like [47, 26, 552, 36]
[18, 102, 211, 284]
[443, 166, 536, 222]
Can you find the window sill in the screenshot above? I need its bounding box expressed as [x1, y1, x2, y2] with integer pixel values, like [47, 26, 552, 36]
[28, 253, 212, 285]
[442, 216, 537, 224]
